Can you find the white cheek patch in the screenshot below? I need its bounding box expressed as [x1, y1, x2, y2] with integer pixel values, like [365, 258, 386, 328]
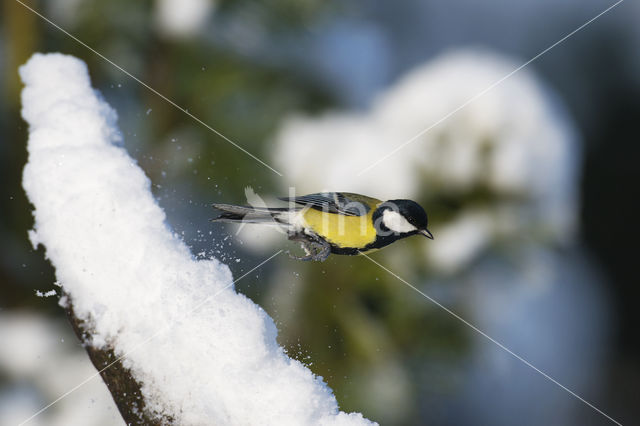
[382, 210, 417, 233]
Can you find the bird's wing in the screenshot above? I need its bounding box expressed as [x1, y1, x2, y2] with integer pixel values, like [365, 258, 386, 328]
[278, 192, 380, 217]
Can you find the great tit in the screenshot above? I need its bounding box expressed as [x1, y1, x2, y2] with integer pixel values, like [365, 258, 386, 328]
[211, 192, 433, 261]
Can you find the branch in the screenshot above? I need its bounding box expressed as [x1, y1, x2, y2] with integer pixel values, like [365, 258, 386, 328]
[20, 52, 373, 425]
[64, 294, 170, 425]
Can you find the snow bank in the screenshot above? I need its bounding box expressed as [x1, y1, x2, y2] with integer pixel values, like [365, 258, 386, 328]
[20, 53, 373, 425]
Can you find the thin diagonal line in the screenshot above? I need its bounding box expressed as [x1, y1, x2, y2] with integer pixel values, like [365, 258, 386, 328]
[357, 0, 624, 176]
[14, 0, 283, 177]
[19, 250, 283, 426]
[360, 252, 622, 425]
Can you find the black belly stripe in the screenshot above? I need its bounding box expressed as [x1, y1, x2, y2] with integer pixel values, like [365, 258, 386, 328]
[329, 233, 404, 255]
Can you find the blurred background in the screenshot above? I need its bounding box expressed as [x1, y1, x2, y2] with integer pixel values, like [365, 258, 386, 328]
[1, 0, 639, 424]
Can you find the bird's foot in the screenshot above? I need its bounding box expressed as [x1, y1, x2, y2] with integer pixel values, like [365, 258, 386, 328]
[286, 234, 330, 262]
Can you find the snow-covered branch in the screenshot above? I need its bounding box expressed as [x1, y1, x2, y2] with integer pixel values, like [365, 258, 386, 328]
[20, 53, 373, 425]
[64, 298, 169, 425]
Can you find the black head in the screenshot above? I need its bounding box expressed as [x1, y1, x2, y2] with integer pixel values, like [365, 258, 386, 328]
[373, 199, 433, 239]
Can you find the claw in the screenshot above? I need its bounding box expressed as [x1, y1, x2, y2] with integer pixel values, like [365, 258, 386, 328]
[286, 251, 314, 261]
[286, 244, 314, 261]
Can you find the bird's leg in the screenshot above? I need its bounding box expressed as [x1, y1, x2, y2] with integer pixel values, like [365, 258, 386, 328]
[286, 232, 330, 262]
[302, 231, 331, 262]
[287, 243, 315, 261]
[286, 232, 315, 261]
[308, 239, 330, 262]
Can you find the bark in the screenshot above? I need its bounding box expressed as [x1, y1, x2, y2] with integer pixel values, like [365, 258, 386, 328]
[64, 295, 172, 425]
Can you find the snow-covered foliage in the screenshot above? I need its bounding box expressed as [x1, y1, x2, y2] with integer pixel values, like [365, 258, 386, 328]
[274, 49, 578, 272]
[154, 0, 215, 38]
[20, 53, 373, 425]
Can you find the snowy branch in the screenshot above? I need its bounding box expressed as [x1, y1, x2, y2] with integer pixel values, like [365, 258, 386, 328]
[20, 53, 373, 425]
[64, 296, 169, 425]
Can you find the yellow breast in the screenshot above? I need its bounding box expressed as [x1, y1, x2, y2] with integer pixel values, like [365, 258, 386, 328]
[300, 208, 377, 248]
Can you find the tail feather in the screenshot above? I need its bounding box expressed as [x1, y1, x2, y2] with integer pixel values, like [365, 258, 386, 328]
[210, 203, 295, 224]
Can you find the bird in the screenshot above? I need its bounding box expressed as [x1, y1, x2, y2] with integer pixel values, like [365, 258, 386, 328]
[211, 192, 433, 261]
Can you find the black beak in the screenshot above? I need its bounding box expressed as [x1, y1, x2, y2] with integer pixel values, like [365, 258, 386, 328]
[420, 229, 434, 240]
